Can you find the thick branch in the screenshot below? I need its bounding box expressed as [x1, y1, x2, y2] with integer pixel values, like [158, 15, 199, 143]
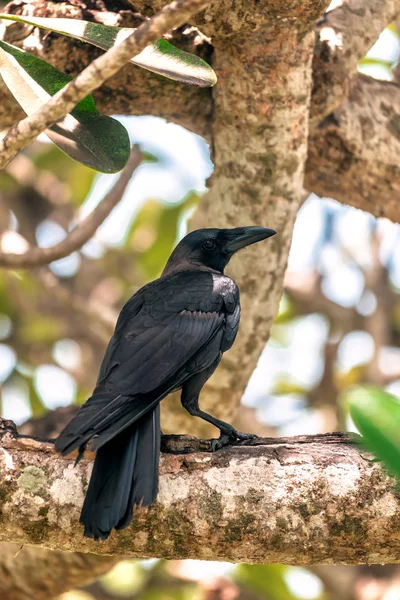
[310, 0, 400, 125]
[306, 0, 400, 219]
[0, 0, 211, 167]
[0, 147, 141, 267]
[1, 420, 400, 564]
[135, 0, 328, 38]
[306, 76, 400, 223]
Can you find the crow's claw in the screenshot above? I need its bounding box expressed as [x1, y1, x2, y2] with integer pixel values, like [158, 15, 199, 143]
[211, 434, 231, 451]
[211, 430, 258, 451]
[236, 432, 258, 442]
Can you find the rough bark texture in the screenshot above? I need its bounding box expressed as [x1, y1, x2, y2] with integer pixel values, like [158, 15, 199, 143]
[310, 0, 400, 126]
[1, 419, 400, 564]
[306, 75, 400, 222]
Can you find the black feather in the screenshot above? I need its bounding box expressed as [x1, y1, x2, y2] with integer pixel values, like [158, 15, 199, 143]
[80, 405, 160, 540]
[115, 404, 161, 531]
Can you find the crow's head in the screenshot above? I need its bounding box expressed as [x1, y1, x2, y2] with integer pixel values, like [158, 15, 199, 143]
[164, 226, 276, 274]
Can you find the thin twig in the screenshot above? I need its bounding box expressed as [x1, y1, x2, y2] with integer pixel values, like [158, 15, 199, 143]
[0, 146, 141, 267]
[0, 0, 210, 168]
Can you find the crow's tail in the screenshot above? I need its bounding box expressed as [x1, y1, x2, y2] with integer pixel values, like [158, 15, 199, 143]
[80, 404, 160, 540]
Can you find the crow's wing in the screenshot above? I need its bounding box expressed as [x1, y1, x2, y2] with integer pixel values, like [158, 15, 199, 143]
[56, 271, 237, 454]
[99, 271, 229, 395]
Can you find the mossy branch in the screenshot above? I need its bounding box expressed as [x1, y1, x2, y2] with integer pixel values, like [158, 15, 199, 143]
[1, 419, 399, 564]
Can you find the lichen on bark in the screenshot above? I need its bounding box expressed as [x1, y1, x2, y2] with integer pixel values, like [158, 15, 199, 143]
[1, 422, 400, 564]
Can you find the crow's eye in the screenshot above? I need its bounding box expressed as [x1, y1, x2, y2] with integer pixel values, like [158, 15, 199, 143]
[203, 239, 216, 251]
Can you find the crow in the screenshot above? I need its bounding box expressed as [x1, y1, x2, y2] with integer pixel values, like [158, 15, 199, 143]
[55, 226, 276, 540]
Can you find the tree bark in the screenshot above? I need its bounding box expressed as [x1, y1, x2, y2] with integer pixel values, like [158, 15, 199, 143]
[310, 0, 400, 125]
[306, 75, 400, 222]
[1, 419, 400, 564]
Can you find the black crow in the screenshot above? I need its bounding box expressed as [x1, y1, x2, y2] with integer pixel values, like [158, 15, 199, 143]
[55, 226, 276, 540]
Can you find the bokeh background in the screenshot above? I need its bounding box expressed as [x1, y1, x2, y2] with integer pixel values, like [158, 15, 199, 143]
[1, 16, 400, 600]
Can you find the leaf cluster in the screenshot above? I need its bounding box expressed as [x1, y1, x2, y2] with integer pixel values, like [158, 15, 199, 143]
[0, 13, 216, 172]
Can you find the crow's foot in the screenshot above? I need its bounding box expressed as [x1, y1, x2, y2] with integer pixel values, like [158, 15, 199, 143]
[211, 429, 258, 451]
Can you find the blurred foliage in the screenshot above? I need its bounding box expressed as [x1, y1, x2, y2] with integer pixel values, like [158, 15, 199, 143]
[32, 144, 98, 206]
[128, 192, 198, 279]
[99, 560, 199, 600]
[235, 565, 301, 600]
[55, 560, 326, 600]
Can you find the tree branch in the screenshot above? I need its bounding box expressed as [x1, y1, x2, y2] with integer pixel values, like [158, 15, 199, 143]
[0, 3, 213, 138]
[310, 0, 400, 125]
[0, 0, 211, 168]
[0, 146, 141, 268]
[305, 75, 400, 223]
[134, 0, 329, 38]
[1, 418, 399, 564]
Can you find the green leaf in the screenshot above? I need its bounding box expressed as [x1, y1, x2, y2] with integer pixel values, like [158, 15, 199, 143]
[345, 386, 400, 480]
[0, 40, 130, 173]
[0, 13, 217, 87]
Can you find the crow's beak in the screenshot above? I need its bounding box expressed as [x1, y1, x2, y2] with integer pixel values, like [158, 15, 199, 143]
[225, 226, 276, 253]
